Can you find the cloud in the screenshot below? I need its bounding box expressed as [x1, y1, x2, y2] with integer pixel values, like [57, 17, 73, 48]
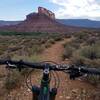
[49, 0, 100, 20]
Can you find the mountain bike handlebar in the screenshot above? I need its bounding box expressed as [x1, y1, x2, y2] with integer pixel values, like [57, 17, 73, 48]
[0, 59, 68, 71]
[0, 59, 100, 76]
[0, 59, 100, 100]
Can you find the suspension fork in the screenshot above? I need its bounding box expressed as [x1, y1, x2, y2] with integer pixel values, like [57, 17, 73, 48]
[38, 65, 50, 100]
[32, 86, 40, 100]
[32, 64, 57, 100]
[50, 88, 57, 100]
[32, 86, 57, 100]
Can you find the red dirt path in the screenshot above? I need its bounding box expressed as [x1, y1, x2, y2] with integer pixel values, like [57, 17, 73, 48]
[5, 38, 98, 100]
[40, 39, 96, 100]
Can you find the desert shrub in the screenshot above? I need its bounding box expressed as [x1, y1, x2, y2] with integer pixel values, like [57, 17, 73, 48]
[72, 53, 100, 68]
[54, 37, 62, 41]
[4, 71, 22, 90]
[74, 32, 89, 40]
[71, 50, 85, 66]
[31, 45, 44, 54]
[50, 34, 63, 41]
[62, 46, 75, 60]
[72, 44, 100, 85]
[73, 32, 90, 44]
[44, 42, 52, 48]
[4, 54, 40, 91]
[40, 38, 47, 44]
[64, 39, 80, 49]
[47, 39, 55, 44]
[72, 44, 100, 66]
[79, 45, 100, 60]
[12, 54, 41, 62]
[20, 68, 31, 76]
[86, 36, 97, 45]
[86, 75, 100, 85]
[4, 69, 32, 91]
[64, 34, 71, 38]
[62, 39, 80, 60]
[44, 39, 55, 48]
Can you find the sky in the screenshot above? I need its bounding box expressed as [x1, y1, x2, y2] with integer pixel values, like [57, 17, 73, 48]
[0, 0, 100, 21]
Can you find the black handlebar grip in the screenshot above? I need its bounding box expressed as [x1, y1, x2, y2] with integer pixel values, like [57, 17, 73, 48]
[0, 60, 7, 64]
[81, 67, 100, 75]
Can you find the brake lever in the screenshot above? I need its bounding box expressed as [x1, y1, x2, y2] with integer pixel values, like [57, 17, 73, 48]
[71, 66, 85, 80]
[6, 61, 17, 69]
[65, 65, 84, 80]
[6, 61, 23, 72]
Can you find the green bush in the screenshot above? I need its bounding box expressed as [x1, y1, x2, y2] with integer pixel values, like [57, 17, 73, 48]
[0, 45, 8, 55]
[72, 44, 100, 85]
[72, 44, 100, 66]
[73, 32, 90, 44]
[47, 39, 55, 44]
[31, 45, 44, 54]
[86, 37, 97, 45]
[12, 54, 41, 62]
[50, 34, 63, 41]
[74, 32, 89, 40]
[4, 71, 22, 90]
[86, 75, 100, 86]
[0, 31, 45, 36]
[44, 42, 52, 48]
[44, 39, 55, 48]
[79, 45, 100, 60]
[54, 37, 62, 41]
[63, 34, 71, 38]
[71, 51, 85, 66]
[63, 39, 80, 49]
[62, 46, 75, 60]
[62, 39, 80, 60]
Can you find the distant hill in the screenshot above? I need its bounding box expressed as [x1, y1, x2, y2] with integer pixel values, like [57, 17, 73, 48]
[0, 19, 100, 29]
[0, 13, 82, 34]
[0, 7, 99, 33]
[0, 20, 21, 26]
[57, 19, 100, 28]
[0, 7, 83, 34]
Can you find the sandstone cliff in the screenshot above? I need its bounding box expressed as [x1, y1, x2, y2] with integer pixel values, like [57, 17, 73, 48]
[0, 7, 82, 33]
[38, 7, 55, 19]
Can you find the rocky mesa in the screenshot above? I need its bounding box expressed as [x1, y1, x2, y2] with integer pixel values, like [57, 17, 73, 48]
[0, 7, 83, 33]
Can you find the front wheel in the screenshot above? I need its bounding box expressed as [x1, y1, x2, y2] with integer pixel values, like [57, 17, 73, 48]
[50, 88, 57, 100]
[32, 86, 40, 100]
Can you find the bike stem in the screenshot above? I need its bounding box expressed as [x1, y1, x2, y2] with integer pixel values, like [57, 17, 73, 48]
[38, 64, 50, 100]
[32, 64, 57, 100]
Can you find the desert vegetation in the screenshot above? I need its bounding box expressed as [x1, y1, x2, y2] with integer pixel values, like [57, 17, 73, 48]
[62, 31, 100, 85]
[0, 31, 100, 99]
[0, 31, 68, 99]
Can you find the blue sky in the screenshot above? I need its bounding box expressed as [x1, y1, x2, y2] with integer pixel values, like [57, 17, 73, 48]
[0, 0, 100, 21]
[0, 0, 58, 21]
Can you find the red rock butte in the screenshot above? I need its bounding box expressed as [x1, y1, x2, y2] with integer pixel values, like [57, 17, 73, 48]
[0, 7, 83, 33]
[38, 7, 55, 19]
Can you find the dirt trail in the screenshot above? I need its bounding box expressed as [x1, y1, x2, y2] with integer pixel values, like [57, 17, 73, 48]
[40, 38, 96, 100]
[5, 38, 97, 100]
[41, 39, 70, 63]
